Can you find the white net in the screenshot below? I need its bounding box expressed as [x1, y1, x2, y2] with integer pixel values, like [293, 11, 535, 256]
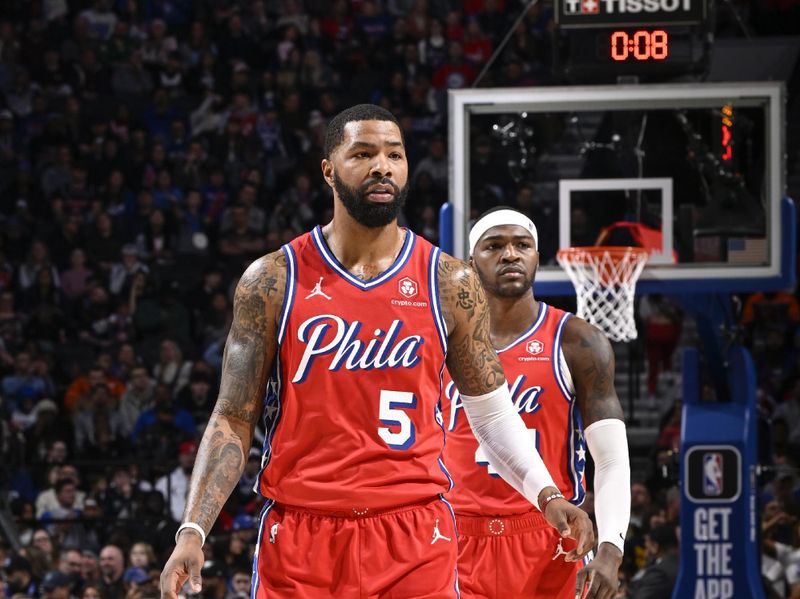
[557, 247, 649, 343]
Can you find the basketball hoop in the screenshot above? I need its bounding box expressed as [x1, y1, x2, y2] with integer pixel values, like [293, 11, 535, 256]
[557, 246, 649, 343]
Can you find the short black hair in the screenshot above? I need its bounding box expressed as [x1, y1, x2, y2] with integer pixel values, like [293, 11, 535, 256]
[648, 524, 678, 549]
[323, 104, 403, 158]
[55, 478, 75, 494]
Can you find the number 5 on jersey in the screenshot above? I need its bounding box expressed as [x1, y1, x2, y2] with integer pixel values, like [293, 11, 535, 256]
[378, 390, 417, 450]
[476, 428, 538, 477]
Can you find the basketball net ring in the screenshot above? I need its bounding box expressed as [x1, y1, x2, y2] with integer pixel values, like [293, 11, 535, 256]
[557, 246, 649, 343]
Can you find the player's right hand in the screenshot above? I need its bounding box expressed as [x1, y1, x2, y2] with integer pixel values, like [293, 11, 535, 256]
[160, 532, 204, 599]
[541, 496, 595, 561]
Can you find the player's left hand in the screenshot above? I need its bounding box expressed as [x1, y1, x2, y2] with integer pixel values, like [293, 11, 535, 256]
[540, 494, 595, 561]
[574, 542, 622, 599]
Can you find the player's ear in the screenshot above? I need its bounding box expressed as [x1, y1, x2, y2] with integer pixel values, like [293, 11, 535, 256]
[321, 159, 335, 188]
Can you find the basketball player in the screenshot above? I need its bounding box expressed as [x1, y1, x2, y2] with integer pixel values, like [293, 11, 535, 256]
[160, 106, 594, 598]
[442, 207, 631, 599]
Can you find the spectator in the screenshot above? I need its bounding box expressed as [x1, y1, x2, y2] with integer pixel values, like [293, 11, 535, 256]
[56, 548, 84, 597]
[134, 209, 175, 265]
[128, 543, 156, 571]
[217, 203, 267, 267]
[237, 448, 262, 504]
[2, 352, 47, 408]
[111, 50, 154, 101]
[40, 479, 81, 523]
[119, 365, 156, 436]
[628, 524, 679, 599]
[40, 570, 73, 599]
[84, 213, 123, 276]
[22, 267, 62, 311]
[60, 248, 95, 303]
[5, 554, 38, 596]
[132, 382, 195, 447]
[151, 339, 193, 395]
[412, 135, 447, 190]
[81, 550, 100, 586]
[432, 40, 476, 89]
[774, 380, 800, 445]
[35, 465, 86, 519]
[639, 295, 683, 398]
[220, 182, 266, 234]
[108, 245, 149, 297]
[29, 528, 57, 566]
[0, 291, 24, 352]
[97, 545, 125, 599]
[155, 439, 197, 522]
[76, 285, 131, 351]
[18, 240, 60, 293]
[200, 560, 229, 599]
[175, 370, 214, 424]
[73, 383, 126, 456]
[80, 585, 105, 599]
[225, 562, 252, 599]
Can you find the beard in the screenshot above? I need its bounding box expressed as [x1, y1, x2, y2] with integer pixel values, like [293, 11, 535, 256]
[334, 172, 408, 228]
[477, 266, 536, 299]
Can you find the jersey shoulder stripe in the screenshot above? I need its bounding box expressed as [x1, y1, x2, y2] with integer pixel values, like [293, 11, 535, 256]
[428, 246, 448, 353]
[277, 243, 298, 344]
[552, 312, 573, 401]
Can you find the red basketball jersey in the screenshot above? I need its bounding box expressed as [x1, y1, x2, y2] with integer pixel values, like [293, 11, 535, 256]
[441, 303, 587, 516]
[256, 226, 452, 511]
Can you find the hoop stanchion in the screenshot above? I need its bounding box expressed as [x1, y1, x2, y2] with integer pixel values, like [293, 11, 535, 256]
[556, 246, 648, 342]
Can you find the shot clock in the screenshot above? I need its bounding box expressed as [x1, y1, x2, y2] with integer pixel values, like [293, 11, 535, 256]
[609, 30, 669, 62]
[554, 0, 711, 82]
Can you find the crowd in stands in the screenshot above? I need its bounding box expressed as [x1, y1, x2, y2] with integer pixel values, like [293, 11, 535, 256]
[0, 0, 797, 598]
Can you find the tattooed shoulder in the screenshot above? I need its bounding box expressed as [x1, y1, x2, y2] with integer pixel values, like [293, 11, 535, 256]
[562, 317, 624, 424]
[214, 250, 287, 424]
[437, 251, 505, 395]
[437, 252, 480, 333]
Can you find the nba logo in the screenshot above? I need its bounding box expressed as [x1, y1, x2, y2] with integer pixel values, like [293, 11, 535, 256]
[703, 453, 724, 496]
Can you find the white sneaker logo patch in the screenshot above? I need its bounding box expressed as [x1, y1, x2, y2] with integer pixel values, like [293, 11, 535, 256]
[430, 519, 451, 544]
[552, 537, 568, 561]
[305, 277, 332, 300]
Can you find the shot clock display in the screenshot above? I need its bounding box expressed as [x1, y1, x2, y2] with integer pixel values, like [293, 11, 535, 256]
[610, 30, 669, 61]
[553, 0, 709, 82]
[557, 25, 705, 81]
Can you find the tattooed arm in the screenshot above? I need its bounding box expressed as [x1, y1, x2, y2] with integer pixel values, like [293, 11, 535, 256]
[437, 253, 593, 557]
[437, 253, 505, 395]
[160, 250, 286, 598]
[562, 317, 624, 427]
[563, 318, 630, 599]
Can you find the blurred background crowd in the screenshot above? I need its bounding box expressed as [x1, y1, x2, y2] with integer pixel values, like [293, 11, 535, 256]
[0, 0, 797, 598]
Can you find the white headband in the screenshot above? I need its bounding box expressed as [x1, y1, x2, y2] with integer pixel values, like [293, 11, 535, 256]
[469, 209, 538, 255]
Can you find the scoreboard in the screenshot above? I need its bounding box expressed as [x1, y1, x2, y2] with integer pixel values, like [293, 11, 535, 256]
[554, 0, 711, 82]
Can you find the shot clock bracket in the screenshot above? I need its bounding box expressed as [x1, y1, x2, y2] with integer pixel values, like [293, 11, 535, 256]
[553, 0, 713, 83]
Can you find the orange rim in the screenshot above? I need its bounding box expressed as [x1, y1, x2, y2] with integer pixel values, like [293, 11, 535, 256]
[556, 246, 649, 264]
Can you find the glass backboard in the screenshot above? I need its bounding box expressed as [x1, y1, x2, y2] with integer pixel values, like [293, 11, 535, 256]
[448, 82, 793, 294]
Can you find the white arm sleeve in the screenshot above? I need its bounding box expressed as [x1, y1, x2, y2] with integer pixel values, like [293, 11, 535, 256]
[584, 418, 631, 554]
[461, 384, 557, 510]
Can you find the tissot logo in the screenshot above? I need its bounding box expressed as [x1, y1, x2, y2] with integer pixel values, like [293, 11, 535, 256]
[564, 0, 693, 13]
[558, 0, 703, 27]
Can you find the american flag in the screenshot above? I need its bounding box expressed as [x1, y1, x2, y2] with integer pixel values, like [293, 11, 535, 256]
[727, 238, 768, 265]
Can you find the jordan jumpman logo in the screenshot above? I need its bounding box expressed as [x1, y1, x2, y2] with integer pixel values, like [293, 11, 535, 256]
[430, 519, 451, 544]
[305, 277, 332, 300]
[552, 537, 568, 560]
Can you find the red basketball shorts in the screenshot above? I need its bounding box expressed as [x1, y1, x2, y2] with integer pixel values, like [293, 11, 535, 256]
[251, 496, 461, 598]
[455, 510, 583, 599]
